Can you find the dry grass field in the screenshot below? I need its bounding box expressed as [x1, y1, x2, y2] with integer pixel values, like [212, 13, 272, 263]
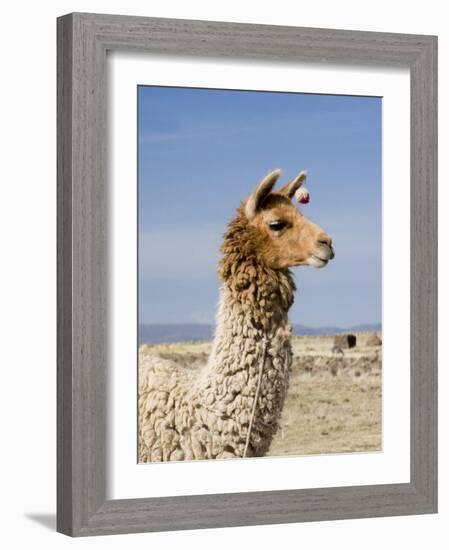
[139, 332, 382, 457]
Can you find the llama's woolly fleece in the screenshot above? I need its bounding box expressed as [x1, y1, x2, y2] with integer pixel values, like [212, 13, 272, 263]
[138, 206, 296, 462]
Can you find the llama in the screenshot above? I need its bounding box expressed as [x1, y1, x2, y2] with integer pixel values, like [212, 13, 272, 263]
[139, 169, 334, 461]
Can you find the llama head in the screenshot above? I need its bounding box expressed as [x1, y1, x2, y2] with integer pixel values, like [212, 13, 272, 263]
[243, 169, 334, 269]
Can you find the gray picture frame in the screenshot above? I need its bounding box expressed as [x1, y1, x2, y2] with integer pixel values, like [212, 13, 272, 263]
[57, 12, 438, 537]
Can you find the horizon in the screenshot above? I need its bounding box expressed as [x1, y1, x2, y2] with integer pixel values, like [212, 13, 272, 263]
[138, 86, 382, 328]
[138, 321, 382, 330]
[138, 321, 382, 345]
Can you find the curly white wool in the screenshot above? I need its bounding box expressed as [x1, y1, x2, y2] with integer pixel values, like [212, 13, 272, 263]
[138, 286, 293, 462]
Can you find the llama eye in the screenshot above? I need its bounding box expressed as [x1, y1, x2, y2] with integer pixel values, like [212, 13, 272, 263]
[269, 221, 287, 232]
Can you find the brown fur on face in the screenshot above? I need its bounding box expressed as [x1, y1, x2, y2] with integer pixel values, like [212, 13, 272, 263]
[220, 169, 334, 275]
[249, 193, 334, 269]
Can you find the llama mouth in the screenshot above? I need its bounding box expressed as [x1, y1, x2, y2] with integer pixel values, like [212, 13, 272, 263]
[308, 255, 329, 268]
[310, 245, 335, 266]
[293, 254, 330, 268]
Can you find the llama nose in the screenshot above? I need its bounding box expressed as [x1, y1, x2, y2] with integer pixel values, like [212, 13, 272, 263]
[317, 233, 332, 247]
[317, 233, 334, 259]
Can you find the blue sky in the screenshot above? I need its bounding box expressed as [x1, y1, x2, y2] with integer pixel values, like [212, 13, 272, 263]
[138, 86, 381, 328]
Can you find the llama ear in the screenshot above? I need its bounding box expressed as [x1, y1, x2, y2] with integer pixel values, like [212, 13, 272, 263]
[278, 170, 308, 200]
[245, 169, 282, 219]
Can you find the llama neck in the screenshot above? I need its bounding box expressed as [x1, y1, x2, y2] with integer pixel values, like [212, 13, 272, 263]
[198, 256, 295, 456]
[215, 265, 294, 338]
[217, 208, 296, 331]
[209, 264, 294, 370]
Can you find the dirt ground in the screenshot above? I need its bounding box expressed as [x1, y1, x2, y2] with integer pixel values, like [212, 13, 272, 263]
[139, 332, 382, 457]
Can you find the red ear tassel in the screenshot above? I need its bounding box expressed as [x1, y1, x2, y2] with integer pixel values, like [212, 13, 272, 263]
[295, 187, 310, 204]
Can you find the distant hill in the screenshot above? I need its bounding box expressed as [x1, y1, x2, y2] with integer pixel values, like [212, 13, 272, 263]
[139, 323, 214, 344]
[292, 323, 382, 336]
[139, 323, 381, 344]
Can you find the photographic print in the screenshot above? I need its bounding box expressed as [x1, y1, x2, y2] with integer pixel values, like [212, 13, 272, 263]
[138, 86, 382, 463]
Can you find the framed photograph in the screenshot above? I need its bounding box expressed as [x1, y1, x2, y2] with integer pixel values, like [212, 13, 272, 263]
[57, 12, 437, 536]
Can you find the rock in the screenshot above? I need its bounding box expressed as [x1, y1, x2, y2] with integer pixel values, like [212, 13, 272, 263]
[333, 333, 357, 349]
[366, 332, 382, 346]
[329, 362, 339, 376]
